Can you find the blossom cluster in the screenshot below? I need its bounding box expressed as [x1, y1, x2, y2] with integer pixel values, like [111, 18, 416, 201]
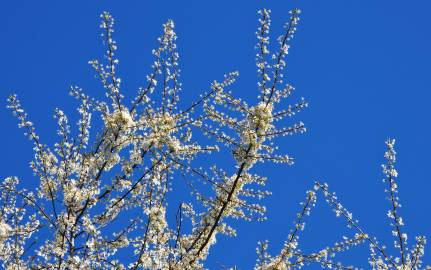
[3, 8, 309, 269]
[2, 7, 427, 270]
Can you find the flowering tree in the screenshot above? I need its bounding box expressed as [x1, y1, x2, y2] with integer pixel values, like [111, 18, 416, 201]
[2, 8, 427, 270]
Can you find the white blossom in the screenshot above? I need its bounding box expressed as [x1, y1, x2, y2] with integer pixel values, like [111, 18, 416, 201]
[2, 7, 427, 270]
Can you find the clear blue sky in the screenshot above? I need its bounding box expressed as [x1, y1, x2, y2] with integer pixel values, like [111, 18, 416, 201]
[1, 1, 431, 269]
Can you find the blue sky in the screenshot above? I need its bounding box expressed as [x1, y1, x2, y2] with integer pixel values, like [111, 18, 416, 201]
[1, 1, 431, 269]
